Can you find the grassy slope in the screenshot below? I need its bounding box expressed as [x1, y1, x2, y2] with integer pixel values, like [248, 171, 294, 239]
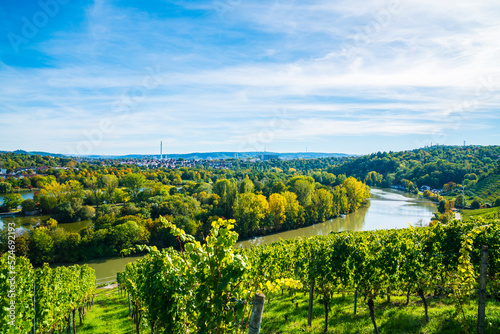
[461, 207, 500, 221]
[82, 285, 500, 334]
[470, 174, 500, 203]
[262, 291, 500, 334]
[77, 285, 135, 334]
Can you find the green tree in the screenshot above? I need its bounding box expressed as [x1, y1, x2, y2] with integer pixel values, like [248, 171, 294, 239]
[21, 198, 37, 213]
[110, 220, 148, 252]
[332, 186, 349, 214]
[29, 229, 54, 264]
[268, 193, 287, 229]
[289, 176, 315, 206]
[20, 177, 31, 188]
[343, 177, 370, 213]
[0, 182, 13, 194]
[271, 181, 286, 194]
[102, 174, 119, 192]
[122, 173, 146, 199]
[364, 171, 383, 186]
[77, 205, 96, 220]
[470, 198, 481, 209]
[38, 181, 69, 213]
[54, 201, 75, 223]
[42, 218, 58, 228]
[238, 176, 254, 194]
[455, 194, 465, 207]
[2, 193, 23, 211]
[213, 179, 237, 218]
[311, 188, 334, 222]
[84, 176, 103, 210]
[233, 193, 269, 236]
[438, 199, 447, 214]
[282, 191, 302, 229]
[111, 188, 130, 203]
[61, 232, 82, 262]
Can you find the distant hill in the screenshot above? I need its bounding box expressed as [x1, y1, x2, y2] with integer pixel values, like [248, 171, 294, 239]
[0, 150, 68, 158]
[330, 145, 500, 190]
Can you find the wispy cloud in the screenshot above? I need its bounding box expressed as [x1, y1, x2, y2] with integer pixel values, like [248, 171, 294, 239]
[0, 0, 499, 154]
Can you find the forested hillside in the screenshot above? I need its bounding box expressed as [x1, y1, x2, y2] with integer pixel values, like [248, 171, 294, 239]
[328, 145, 500, 191]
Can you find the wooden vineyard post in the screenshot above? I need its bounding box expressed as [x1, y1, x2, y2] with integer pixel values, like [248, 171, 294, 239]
[128, 293, 132, 316]
[248, 293, 266, 334]
[368, 298, 379, 334]
[354, 290, 357, 315]
[477, 245, 488, 334]
[308, 280, 314, 327]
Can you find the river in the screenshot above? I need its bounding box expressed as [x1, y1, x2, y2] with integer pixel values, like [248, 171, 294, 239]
[80, 188, 436, 279]
[0, 190, 35, 205]
[0, 191, 95, 231]
[236, 188, 436, 248]
[0, 215, 92, 232]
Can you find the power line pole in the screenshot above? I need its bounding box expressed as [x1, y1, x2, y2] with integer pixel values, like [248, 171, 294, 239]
[463, 185, 465, 207]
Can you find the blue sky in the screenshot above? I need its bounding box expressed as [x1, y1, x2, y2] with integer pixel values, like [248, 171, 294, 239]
[1, 0, 499, 156]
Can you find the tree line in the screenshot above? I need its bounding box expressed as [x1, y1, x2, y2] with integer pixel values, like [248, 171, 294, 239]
[1, 171, 369, 264]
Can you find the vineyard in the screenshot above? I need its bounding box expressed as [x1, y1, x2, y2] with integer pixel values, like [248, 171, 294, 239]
[116, 217, 500, 333]
[0, 254, 96, 333]
[1, 217, 499, 333]
[471, 174, 500, 204]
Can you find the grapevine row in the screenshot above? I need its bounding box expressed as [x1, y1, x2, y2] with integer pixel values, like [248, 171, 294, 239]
[117, 217, 499, 333]
[0, 254, 96, 333]
[117, 217, 301, 334]
[245, 218, 500, 332]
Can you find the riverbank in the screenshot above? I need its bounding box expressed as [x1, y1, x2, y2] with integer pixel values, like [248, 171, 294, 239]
[0, 210, 21, 217]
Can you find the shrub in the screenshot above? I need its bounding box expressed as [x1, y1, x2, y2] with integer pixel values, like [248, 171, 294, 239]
[21, 198, 37, 213]
[470, 199, 481, 209]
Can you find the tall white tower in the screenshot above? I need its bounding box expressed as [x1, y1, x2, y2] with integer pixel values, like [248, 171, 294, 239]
[160, 141, 163, 160]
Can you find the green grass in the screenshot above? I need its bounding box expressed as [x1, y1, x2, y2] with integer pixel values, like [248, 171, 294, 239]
[77, 285, 500, 333]
[261, 291, 500, 334]
[76, 285, 135, 334]
[461, 207, 500, 221]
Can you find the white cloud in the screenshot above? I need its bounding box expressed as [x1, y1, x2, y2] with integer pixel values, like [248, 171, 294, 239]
[1, 0, 499, 154]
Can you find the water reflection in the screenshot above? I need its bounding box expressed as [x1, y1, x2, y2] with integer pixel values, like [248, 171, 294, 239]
[0, 191, 35, 205]
[0, 215, 91, 233]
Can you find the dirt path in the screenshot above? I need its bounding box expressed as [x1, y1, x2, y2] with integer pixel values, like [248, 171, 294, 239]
[102, 283, 118, 290]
